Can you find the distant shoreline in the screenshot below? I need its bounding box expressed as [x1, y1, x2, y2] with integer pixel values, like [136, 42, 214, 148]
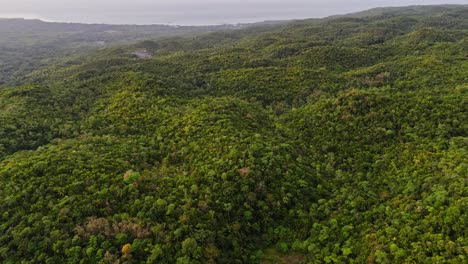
[0, 16, 292, 27]
[0, 16, 289, 27]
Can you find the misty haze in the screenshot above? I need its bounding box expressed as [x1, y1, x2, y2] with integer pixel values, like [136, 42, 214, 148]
[0, 0, 467, 24]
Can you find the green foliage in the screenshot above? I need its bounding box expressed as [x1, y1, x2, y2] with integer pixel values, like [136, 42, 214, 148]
[0, 4, 467, 263]
[0, 19, 249, 86]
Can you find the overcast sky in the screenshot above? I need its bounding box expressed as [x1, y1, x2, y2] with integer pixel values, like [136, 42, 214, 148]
[0, 0, 466, 25]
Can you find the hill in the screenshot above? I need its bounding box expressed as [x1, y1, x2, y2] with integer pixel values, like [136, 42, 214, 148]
[0, 5, 467, 263]
[0, 18, 273, 86]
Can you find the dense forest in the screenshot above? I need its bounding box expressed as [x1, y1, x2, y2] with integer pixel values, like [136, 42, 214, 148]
[0, 5, 467, 263]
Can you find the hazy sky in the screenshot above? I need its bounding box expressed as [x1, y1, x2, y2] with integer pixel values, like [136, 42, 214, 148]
[0, 0, 466, 25]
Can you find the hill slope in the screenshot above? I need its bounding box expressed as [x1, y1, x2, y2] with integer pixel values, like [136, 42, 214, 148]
[0, 18, 271, 86]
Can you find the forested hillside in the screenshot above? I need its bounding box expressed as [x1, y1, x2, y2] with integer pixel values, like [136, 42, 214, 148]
[0, 5, 466, 263]
[0, 19, 262, 86]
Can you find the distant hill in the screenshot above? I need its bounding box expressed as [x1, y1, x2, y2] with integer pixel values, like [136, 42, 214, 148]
[336, 4, 468, 18]
[0, 18, 257, 86]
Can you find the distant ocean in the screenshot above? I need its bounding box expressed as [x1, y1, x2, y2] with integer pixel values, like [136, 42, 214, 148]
[0, 4, 363, 26]
[0, 11, 320, 26]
